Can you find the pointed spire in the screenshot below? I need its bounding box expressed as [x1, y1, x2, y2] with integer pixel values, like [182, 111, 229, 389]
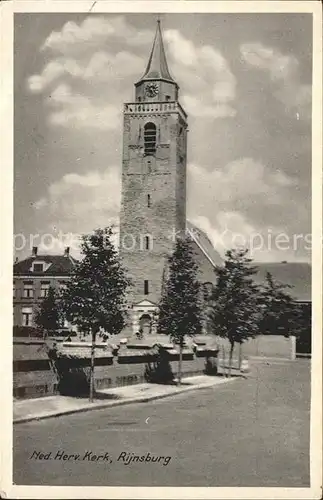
[140, 20, 174, 82]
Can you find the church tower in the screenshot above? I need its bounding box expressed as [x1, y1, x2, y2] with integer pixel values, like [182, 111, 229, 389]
[119, 21, 188, 334]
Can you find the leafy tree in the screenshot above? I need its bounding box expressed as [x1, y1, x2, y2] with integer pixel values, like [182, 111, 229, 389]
[61, 227, 131, 401]
[209, 248, 261, 376]
[35, 286, 62, 338]
[158, 236, 202, 385]
[259, 272, 301, 337]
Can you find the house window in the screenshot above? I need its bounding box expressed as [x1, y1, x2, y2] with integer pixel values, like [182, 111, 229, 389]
[147, 194, 151, 207]
[33, 263, 44, 273]
[40, 282, 50, 298]
[23, 282, 34, 298]
[144, 122, 157, 156]
[144, 280, 149, 295]
[22, 307, 33, 326]
[165, 95, 171, 101]
[13, 283, 16, 298]
[138, 96, 142, 102]
[145, 236, 150, 250]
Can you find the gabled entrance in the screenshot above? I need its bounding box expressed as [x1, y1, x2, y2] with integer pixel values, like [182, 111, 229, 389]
[132, 299, 158, 335]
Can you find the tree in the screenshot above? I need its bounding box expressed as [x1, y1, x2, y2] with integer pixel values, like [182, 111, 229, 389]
[34, 286, 62, 338]
[61, 227, 131, 401]
[209, 248, 261, 376]
[259, 272, 301, 337]
[158, 236, 202, 385]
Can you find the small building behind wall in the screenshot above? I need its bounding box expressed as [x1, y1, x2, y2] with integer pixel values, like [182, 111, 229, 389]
[254, 261, 312, 356]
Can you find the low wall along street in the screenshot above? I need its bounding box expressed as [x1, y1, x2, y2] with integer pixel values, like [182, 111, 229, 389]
[13, 335, 301, 399]
[13, 339, 212, 399]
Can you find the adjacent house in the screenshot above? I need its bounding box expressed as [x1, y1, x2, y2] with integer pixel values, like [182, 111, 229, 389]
[13, 246, 77, 328]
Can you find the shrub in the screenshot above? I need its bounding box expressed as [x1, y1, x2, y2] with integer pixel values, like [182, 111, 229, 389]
[204, 355, 218, 376]
[144, 344, 174, 384]
[47, 346, 90, 396]
[57, 366, 90, 396]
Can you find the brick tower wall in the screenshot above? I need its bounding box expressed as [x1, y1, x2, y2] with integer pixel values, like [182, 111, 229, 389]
[119, 110, 187, 307]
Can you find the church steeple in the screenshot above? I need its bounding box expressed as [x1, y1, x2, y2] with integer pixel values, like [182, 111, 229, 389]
[120, 18, 188, 324]
[140, 20, 174, 82]
[135, 20, 179, 102]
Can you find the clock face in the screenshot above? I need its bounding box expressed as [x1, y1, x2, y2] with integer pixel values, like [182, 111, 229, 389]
[145, 82, 158, 98]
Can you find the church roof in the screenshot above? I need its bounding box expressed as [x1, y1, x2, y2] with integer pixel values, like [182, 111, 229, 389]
[139, 20, 175, 83]
[186, 221, 223, 268]
[185, 223, 311, 302]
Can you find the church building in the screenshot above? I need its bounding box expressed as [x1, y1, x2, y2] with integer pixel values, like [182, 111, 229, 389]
[119, 21, 222, 335]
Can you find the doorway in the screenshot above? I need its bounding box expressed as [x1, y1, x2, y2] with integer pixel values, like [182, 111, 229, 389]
[139, 314, 152, 335]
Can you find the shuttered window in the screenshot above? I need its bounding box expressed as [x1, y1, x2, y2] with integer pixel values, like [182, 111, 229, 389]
[144, 122, 156, 156]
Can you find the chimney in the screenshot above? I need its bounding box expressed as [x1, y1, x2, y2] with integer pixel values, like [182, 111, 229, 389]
[32, 246, 38, 258]
[64, 247, 70, 257]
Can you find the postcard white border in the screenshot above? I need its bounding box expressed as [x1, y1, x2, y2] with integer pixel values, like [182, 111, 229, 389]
[1, 1, 321, 499]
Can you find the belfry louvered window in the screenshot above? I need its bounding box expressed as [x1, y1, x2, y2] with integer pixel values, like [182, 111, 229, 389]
[144, 122, 156, 156]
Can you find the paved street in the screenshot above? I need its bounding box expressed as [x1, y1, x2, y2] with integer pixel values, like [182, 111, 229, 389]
[13, 360, 310, 487]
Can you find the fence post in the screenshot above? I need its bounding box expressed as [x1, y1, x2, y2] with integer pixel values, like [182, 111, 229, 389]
[290, 335, 296, 361]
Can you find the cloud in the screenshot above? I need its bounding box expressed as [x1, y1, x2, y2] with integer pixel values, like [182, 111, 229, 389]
[28, 50, 144, 93]
[181, 95, 236, 119]
[187, 158, 310, 261]
[190, 212, 256, 257]
[240, 42, 311, 119]
[46, 83, 121, 129]
[41, 16, 153, 54]
[165, 29, 236, 118]
[27, 16, 237, 129]
[28, 61, 66, 92]
[27, 16, 152, 130]
[188, 158, 295, 207]
[240, 43, 299, 81]
[34, 167, 121, 234]
[191, 212, 309, 262]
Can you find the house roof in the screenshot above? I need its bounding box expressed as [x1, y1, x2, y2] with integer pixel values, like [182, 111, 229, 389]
[13, 254, 77, 277]
[186, 220, 223, 268]
[253, 262, 311, 302]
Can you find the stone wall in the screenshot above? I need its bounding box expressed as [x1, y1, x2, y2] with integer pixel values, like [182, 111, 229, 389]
[13, 339, 215, 399]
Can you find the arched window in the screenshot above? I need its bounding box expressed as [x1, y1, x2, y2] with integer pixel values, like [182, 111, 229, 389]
[144, 122, 156, 156]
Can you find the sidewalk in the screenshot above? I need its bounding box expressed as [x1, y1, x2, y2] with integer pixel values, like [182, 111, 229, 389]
[14, 375, 238, 424]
